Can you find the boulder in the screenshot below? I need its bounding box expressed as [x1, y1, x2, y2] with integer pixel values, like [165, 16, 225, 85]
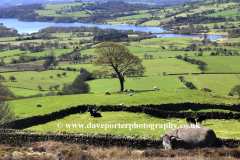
[163, 125, 216, 149]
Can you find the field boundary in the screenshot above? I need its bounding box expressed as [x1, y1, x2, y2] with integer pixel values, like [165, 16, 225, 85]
[0, 129, 239, 149]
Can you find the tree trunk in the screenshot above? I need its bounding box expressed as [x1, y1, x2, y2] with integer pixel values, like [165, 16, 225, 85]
[120, 78, 124, 91]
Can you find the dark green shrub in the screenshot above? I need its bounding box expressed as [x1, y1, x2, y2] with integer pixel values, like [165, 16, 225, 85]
[9, 76, 16, 82]
[0, 75, 6, 81]
[228, 92, 234, 96]
[53, 84, 60, 90]
[185, 82, 197, 89]
[45, 92, 56, 96]
[38, 85, 42, 91]
[62, 72, 66, 77]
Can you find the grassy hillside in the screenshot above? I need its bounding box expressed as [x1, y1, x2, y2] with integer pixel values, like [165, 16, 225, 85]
[183, 74, 240, 95]
[25, 112, 240, 139]
[11, 89, 240, 119]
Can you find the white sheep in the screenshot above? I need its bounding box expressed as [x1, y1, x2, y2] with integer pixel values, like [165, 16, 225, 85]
[129, 93, 134, 96]
[119, 103, 124, 106]
[175, 89, 178, 91]
[36, 103, 42, 107]
[154, 86, 159, 90]
[123, 89, 127, 92]
[178, 90, 181, 92]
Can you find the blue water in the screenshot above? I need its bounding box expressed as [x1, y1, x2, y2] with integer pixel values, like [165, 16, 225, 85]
[0, 18, 226, 40]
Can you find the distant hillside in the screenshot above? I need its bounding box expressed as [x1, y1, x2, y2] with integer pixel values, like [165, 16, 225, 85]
[91, 0, 194, 5]
[0, 0, 193, 8]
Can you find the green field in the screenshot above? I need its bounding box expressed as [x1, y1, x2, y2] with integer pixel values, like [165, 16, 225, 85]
[191, 56, 240, 73]
[206, 8, 240, 18]
[24, 112, 240, 139]
[10, 89, 240, 119]
[1, 70, 77, 92]
[142, 58, 201, 75]
[184, 74, 240, 95]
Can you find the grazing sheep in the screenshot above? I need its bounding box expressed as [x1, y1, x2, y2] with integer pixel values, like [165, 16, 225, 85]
[119, 103, 124, 106]
[105, 92, 111, 95]
[87, 109, 102, 117]
[186, 117, 196, 125]
[175, 89, 178, 91]
[197, 114, 207, 125]
[154, 86, 159, 90]
[129, 93, 134, 96]
[130, 89, 134, 92]
[36, 103, 42, 107]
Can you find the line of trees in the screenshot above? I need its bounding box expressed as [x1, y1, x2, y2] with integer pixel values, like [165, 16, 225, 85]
[175, 55, 207, 72]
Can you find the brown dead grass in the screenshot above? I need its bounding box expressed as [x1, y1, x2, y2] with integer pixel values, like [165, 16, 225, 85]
[1, 141, 240, 160]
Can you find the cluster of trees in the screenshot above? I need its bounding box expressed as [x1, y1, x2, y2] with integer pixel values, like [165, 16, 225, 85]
[143, 53, 154, 59]
[0, 26, 18, 37]
[82, 1, 149, 13]
[173, 24, 209, 35]
[93, 32, 128, 42]
[61, 68, 91, 95]
[15, 33, 56, 41]
[112, 12, 139, 18]
[0, 4, 43, 21]
[161, 16, 228, 31]
[42, 51, 59, 69]
[210, 49, 239, 56]
[228, 29, 240, 38]
[53, 16, 75, 23]
[58, 50, 92, 63]
[135, 18, 149, 26]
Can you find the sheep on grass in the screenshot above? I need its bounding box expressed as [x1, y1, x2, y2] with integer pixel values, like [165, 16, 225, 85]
[129, 93, 134, 96]
[36, 103, 42, 107]
[87, 109, 102, 117]
[105, 91, 111, 95]
[154, 86, 159, 90]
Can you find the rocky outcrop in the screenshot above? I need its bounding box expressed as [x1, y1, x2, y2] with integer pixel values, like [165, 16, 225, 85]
[163, 125, 216, 149]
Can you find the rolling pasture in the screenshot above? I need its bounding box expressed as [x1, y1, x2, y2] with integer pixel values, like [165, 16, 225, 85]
[183, 74, 240, 96]
[11, 89, 240, 119]
[24, 111, 240, 139]
[192, 56, 240, 73]
[2, 0, 240, 141]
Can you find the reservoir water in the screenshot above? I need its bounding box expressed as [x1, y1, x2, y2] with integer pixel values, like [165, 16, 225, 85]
[0, 18, 225, 40]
